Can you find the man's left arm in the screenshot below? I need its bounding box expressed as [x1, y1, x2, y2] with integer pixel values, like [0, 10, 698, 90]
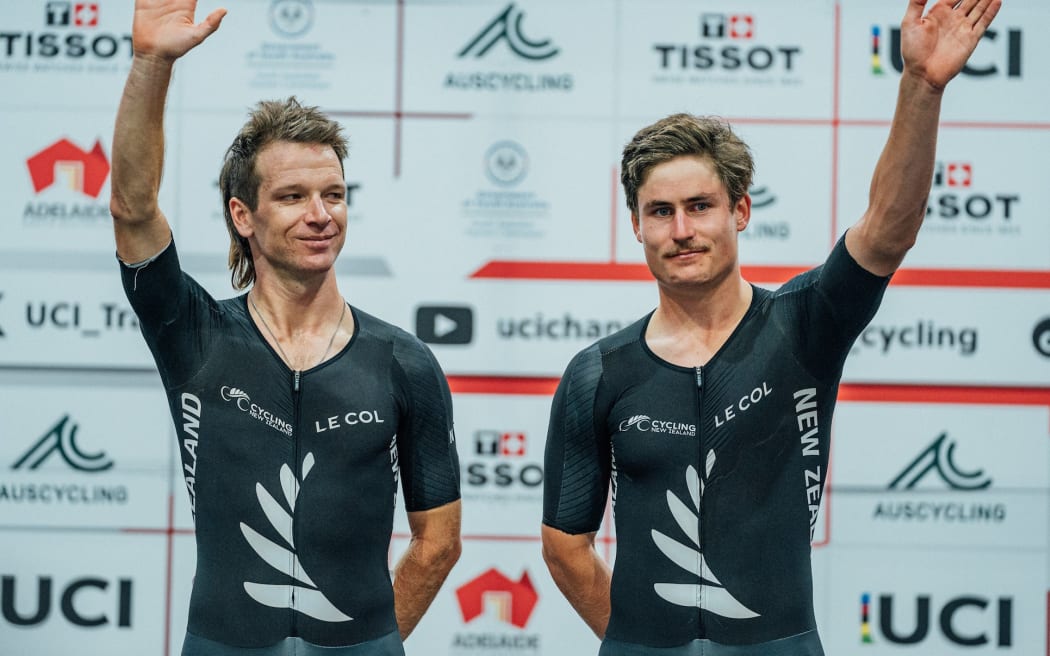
[846, 0, 1001, 276]
[393, 499, 462, 639]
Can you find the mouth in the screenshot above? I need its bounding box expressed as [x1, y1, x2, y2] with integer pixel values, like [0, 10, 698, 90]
[665, 246, 708, 260]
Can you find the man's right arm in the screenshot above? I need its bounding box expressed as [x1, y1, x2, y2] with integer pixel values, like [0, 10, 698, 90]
[541, 346, 612, 638]
[110, 0, 225, 263]
[541, 525, 611, 638]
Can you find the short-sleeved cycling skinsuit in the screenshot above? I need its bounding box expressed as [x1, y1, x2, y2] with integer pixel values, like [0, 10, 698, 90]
[543, 238, 889, 655]
[121, 241, 461, 656]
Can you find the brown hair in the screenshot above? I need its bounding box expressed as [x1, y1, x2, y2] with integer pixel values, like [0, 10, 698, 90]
[219, 97, 348, 289]
[620, 113, 754, 215]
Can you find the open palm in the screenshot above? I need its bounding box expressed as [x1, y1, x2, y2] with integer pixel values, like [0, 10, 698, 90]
[900, 0, 1002, 90]
[132, 0, 226, 60]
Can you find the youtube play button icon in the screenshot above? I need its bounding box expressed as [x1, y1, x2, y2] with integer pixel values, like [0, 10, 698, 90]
[415, 305, 474, 345]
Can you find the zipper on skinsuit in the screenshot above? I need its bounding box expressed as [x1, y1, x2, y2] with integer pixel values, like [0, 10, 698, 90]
[694, 365, 705, 637]
[291, 369, 302, 637]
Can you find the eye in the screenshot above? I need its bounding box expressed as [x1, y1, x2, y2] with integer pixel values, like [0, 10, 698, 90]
[652, 206, 673, 217]
[690, 201, 709, 212]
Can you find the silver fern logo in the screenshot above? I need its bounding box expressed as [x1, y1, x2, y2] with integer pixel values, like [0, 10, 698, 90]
[240, 452, 353, 622]
[651, 453, 759, 619]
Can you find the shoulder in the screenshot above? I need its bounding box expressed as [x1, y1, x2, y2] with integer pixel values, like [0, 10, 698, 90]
[353, 307, 444, 372]
[558, 314, 649, 389]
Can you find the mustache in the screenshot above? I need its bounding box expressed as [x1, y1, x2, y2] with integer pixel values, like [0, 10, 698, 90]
[663, 242, 710, 258]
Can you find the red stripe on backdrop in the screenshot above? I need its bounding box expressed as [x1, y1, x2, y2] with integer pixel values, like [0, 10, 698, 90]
[469, 261, 1050, 288]
[450, 378, 1050, 403]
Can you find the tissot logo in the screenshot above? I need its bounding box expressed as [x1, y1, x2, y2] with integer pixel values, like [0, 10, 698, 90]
[1033, 317, 1050, 358]
[924, 161, 1019, 228]
[1, 575, 132, 628]
[890, 432, 990, 491]
[46, 2, 99, 27]
[12, 415, 113, 472]
[1, 3, 132, 60]
[456, 569, 538, 629]
[269, 0, 313, 38]
[701, 13, 754, 40]
[860, 592, 1012, 647]
[415, 305, 474, 345]
[874, 26, 1021, 78]
[654, 13, 802, 74]
[26, 138, 110, 199]
[459, 4, 558, 61]
[474, 431, 526, 457]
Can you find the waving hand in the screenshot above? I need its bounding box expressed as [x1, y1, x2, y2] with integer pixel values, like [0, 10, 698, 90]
[900, 0, 1002, 90]
[132, 0, 226, 61]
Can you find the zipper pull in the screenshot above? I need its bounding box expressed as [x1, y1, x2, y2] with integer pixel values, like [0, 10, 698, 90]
[695, 366, 703, 389]
[293, 370, 301, 392]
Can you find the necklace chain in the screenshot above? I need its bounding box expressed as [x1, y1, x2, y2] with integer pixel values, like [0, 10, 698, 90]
[249, 293, 346, 370]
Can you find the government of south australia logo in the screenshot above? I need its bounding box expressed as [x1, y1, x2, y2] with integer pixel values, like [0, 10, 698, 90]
[270, 0, 313, 37]
[459, 3, 558, 60]
[13, 415, 113, 472]
[652, 454, 759, 619]
[484, 141, 528, 187]
[240, 452, 352, 622]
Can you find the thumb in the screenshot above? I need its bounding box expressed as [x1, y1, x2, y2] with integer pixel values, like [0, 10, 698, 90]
[196, 7, 227, 41]
[903, 0, 930, 24]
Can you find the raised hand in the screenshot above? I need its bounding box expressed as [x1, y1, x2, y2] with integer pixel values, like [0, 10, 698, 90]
[899, 0, 1002, 90]
[132, 0, 226, 61]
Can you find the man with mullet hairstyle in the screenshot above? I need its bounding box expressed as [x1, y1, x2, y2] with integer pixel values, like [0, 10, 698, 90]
[109, 2, 461, 654]
[541, 1, 1003, 654]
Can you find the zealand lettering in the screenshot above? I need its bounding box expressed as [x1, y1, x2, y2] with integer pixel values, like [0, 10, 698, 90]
[180, 393, 201, 517]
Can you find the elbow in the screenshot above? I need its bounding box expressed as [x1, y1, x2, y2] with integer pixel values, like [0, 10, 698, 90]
[431, 535, 462, 575]
[109, 189, 159, 225]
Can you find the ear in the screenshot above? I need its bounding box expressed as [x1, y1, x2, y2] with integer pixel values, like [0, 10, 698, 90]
[229, 197, 254, 239]
[631, 211, 642, 243]
[734, 193, 752, 232]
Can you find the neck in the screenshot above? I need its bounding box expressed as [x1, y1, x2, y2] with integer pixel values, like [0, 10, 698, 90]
[247, 271, 352, 370]
[646, 273, 753, 367]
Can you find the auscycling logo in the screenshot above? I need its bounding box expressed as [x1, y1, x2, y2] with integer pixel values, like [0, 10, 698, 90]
[220, 386, 293, 436]
[458, 3, 558, 61]
[445, 3, 572, 93]
[2, 415, 126, 506]
[13, 414, 113, 472]
[618, 415, 696, 437]
[873, 433, 1003, 524]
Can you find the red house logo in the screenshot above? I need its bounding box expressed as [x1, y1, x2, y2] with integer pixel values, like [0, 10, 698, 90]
[26, 138, 110, 199]
[455, 568, 538, 629]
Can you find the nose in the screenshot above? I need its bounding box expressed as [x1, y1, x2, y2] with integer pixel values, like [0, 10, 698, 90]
[670, 208, 691, 240]
[304, 194, 331, 225]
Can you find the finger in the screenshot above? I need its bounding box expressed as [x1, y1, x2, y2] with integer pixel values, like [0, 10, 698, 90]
[971, 0, 1002, 30]
[953, 0, 980, 15]
[198, 7, 227, 38]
